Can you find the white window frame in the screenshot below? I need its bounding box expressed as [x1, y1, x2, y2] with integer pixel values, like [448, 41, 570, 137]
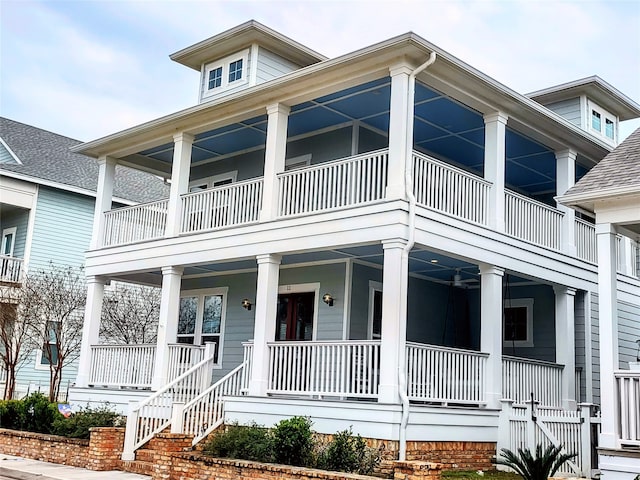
[1, 227, 17, 257]
[202, 49, 249, 99]
[34, 320, 60, 370]
[278, 282, 320, 341]
[588, 100, 617, 144]
[178, 287, 228, 368]
[503, 298, 534, 348]
[188, 171, 237, 192]
[367, 281, 383, 340]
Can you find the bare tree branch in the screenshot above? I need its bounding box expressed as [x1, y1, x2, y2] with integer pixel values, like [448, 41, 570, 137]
[100, 283, 160, 345]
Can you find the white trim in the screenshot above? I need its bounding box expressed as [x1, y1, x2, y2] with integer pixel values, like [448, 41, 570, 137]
[351, 120, 360, 155]
[0, 137, 22, 164]
[342, 259, 352, 340]
[249, 43, 259, 85]
[1, 227, 17, 257]
[22, 185, 38, 271]
[34, 349, 51, 371]
[201, 49, 250, 100]
[0, 170, 137, 206]
[278, 282, 320, 341]
[178, 286, 228, 368]
[503, 297, 534, 347]
[189, 170, 237, 191]
[367, 280, 383, 340]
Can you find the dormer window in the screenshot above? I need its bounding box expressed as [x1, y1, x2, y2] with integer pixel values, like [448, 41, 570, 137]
[202, 49, 249, 98]
[591, 110, 601, 131]
[588, 100, 617, 144]
[605, 118, 614, 139]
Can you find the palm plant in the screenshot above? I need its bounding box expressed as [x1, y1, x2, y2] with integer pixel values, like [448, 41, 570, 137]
[497, 444, 577, 480]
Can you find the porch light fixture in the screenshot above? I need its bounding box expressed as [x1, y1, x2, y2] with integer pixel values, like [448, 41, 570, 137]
[241, 298, 252, 311]
[453, 268, 463, 288]
[322, 293, 334, 306]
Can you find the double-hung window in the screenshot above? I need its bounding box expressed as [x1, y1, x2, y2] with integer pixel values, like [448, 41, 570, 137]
[177, 288, 228, 365]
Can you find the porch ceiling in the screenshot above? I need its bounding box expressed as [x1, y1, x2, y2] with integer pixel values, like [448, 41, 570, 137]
[134, 79, 579, 199]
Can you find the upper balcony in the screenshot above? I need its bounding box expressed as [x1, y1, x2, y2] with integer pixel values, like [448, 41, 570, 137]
[83, 70, 633, 277]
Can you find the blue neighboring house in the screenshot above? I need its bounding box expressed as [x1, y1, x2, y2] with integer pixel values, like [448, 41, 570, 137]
[0, 117, 168, 398]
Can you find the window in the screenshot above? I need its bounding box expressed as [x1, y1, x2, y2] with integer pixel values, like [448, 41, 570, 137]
[202, 49, 249, 98]
[285, 154, 312, 171]
[591, 110, 601, 131]
[208, 67, 222, 90]
[177, 288, 228, 365]
[503, 298, 534, 347]
[1, 227, 16, 257]
[368, 281, 383, 340]
[188, 171, 237, 192]
[228, 59, 243, 83]
[35, 320, 60, 369]
[605, 118, 614, 139]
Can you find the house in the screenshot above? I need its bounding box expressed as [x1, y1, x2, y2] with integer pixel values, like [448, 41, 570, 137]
[0, 117, 169, 398]
[560, 127, 640, 480]
[67, 21, 640, 475]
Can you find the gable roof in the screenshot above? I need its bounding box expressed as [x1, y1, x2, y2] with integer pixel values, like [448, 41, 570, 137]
[559, 127, 640, 210]
[0, 117, 169, 204]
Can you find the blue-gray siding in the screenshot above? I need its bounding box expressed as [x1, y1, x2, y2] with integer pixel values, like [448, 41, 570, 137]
[0, 207, 30, 259]
[545, 98, 581, 127]
[256, 47, 300, 84]
[618, 299, 640, 368]
[0, 141, 18, 164]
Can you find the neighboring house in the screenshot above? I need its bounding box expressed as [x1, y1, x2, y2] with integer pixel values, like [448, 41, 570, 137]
[560, 127, 640, 480]
[68, 21, 640, 475]
[0, 117, 168, 398]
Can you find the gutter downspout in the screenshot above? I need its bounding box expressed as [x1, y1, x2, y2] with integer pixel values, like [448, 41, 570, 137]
[399, 51, 437, 462]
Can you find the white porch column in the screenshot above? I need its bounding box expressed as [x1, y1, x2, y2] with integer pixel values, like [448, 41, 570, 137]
[260, 104, 290, 222]
[386, 64, 412, 200]
[596, 222, 619, 449]
[90, 156, 116, 249]
[484, 112, 508, 232]
[165, 133, 194, 237]
[151, 266, 184, 390]
[554, 285, 577, 410]
[249, 253, 282, 396]
[75, 276, 106, 388]
[479, 264, 504, 409]
[556, 149, 577, 255]
[378, 239, 408, 404]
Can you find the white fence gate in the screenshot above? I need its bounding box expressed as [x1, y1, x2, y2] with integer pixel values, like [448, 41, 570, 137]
[498, 400, 599, 477]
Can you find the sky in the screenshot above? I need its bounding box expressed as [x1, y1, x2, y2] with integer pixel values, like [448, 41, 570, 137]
[1, 0, 639, 143]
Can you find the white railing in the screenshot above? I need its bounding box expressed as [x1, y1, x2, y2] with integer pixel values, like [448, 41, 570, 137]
[505, 190, 563, 250]
[502, 356, 563, 407]
[615, 371, 640, 446]
[575, 218, 596, 263]
[278, 149, 388, 217]
[267, 341, 380, 398]
[0, 255, 23, 283]
[616, 234, 624, 272]
[103, 199, 168, 247]
[412, 152, 491, 225]
[631, 240, 639, 278]
[167, 344, 206, 382]
[89, 344, 156, 388]
[180, 178, 263, 234]
[241, 342, 253, 393]
[176, 361, 247, 445]
[122, 344, 216, 460]
[406, 342, 488, 404]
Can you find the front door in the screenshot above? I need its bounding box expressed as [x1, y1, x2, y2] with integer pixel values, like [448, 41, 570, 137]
[276, 292, 315, 341]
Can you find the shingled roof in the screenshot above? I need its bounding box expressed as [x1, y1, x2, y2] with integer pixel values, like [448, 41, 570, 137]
[564, 127, 640, 197]
[0, 117, 169, 204]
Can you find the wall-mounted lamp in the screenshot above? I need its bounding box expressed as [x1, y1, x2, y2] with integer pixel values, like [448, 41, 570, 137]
[241, 298, 252, 311]
[322, 293, 334, 307]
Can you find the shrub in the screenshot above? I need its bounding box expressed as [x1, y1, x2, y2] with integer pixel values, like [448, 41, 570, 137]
[0, 399, 25, 430]
[496, 444, 577, 480]
[21, 392, 59, 434]
[272, 416, 314, 467]
[52, 404, 122, 439]
[203, 422, 274, 463]
[316, 428, 381, 475]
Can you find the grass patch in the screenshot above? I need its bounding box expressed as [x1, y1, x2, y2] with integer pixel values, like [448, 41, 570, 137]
[442, 470, 520, 480]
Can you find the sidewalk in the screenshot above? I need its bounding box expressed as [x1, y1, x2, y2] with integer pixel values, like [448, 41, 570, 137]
[0, 454, 150, 480]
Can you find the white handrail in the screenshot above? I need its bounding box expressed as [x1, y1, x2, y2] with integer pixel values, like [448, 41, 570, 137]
[412, 151, 491, 225]
[89, 344, 156, 387]
[575, 218, 596, 263]
[267, 341, 381, 398]
[405, 342, 488, 404]
[103, 199, 168, 246]
[502, 355, 564, 407]
[121, 345, 215, 460]
[505, 190, 563, 250]
[0, 255, 24, 283]
[615, 371, 640, 446]
[278, 149, 388, 217]
[180, 178, 263, 234]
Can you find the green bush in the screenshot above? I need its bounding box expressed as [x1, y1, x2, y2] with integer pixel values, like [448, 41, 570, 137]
[52, 404, 122, 439]
[21, 392, 59, 434]
[203, 422, 274, 462]
[272, 416, 314, 467]
[316, 428, 380, 475]
[0, 399, 25, 430]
